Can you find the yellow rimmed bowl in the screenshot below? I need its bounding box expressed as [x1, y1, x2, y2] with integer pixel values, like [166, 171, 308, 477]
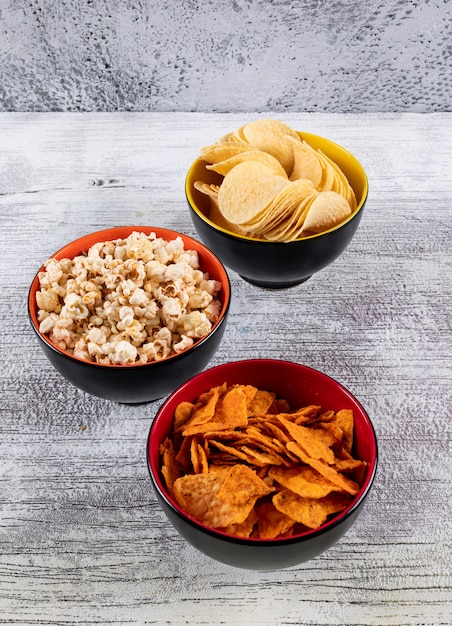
[186, 132, 368, 290]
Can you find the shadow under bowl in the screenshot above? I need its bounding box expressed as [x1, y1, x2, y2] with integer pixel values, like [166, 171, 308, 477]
[186, 132, 368, 289]
[28, 226, 231, 404]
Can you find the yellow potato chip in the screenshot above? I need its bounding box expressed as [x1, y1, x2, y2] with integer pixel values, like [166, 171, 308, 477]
[241, 178, 315, 230]
[301, 190, 352, 235]
[193, 180, 220, 199]
[206, 150, 288, 179]
[272, 489, 352, 529]
[199, 141, 252, 164]
[242, 118, 302, 175]
[262, 193, 316, 242]
[208, 200, 252, 236]
[218, 160, 290, 225]
[287, 136, 323, 187]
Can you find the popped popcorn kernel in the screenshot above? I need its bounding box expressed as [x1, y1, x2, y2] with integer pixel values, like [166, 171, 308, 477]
[35, 231, 223, 365]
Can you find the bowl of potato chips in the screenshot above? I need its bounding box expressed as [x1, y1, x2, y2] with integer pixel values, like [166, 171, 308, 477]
[28, 226, 231, 403]
[147, 359, 378, 570]
[186, 119, 368, 289]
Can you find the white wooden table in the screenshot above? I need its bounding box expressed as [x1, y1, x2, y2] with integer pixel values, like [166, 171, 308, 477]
[0, 112, 450, 625]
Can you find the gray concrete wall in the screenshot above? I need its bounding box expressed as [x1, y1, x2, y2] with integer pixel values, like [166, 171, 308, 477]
[0, 0, 450, 112]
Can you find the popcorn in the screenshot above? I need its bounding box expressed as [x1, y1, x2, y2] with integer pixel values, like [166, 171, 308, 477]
[35, 231, 223, 365]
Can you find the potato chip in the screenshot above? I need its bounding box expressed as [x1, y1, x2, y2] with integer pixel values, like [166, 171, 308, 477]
[182, 386, 249, 436]
[242, 118, 302, 175]
[272, 489, 352, 529]
[301, 190, 352, 235]
[206, 150, 288, 179]
[199, 141, 252, 164]
[218, 161, 290, 225]
[195, 119, 358, 241]
[287, 136, 323, 187]
[190, 438, 209, 474]
[240, 178, 315, 229]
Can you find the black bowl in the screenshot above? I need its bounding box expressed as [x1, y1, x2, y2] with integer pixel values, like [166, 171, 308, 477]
[186, 132, 368, 289]
[28, 226, 231, 404]
[147, 359, 378, 570]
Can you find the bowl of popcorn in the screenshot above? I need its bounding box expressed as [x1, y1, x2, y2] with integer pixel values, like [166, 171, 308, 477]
[28, 227, 231, 403]
[186, 119, 368, 289]
[147, 359, 378, 570]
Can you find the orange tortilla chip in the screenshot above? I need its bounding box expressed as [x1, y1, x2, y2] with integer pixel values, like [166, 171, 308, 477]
[273, 489, 352, 529]
[160, 383, 366, 538]
[220, 507, 259, 538]
[180, 383, 227, 431]
[218, 464, 273, 506]
[182, 386, 249, 436]
[256, 502, 295, 539]
[334, 409, 354, 453]
[160, 437, 180, 498]
[173, 401, 195, 431]
[269, 465, 340, 499]
[278, 416, 335, 464]
[248, 389, 277, 416]
[286, 441, 360, 496]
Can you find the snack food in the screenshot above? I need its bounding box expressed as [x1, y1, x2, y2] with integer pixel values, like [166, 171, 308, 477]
[195, 119, 357, 242]
[159, 383, 367, 538]
[35, 231, 223, 365]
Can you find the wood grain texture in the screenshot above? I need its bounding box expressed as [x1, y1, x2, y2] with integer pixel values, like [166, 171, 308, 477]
[0, 112, 451, 625]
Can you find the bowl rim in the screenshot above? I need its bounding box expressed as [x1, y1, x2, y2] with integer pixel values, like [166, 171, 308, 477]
[185, 130, 369, 243]
[28, 225, 231, 370]
[147, 358, 378, 546]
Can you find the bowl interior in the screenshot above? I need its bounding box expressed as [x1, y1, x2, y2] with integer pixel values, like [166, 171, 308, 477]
[28, 226, 231, 367]
[148, 359, 378, 542]
[186, 131, 368, 241]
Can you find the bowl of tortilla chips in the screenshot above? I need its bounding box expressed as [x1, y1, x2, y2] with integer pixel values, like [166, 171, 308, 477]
[147, 359, 378, 570]
[186, 119, 368, 289]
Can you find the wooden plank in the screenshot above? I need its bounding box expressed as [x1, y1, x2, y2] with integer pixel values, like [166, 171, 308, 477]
[0, 112, 450, 625]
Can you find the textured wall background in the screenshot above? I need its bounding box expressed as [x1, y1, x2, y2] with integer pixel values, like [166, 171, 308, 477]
[0, 0, 450, 112]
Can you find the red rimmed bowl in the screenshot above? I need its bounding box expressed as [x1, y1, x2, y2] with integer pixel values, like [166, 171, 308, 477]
[28, 226, 231, 404]
[147, 359, 378, 570]
[186, 131, 368, 289]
